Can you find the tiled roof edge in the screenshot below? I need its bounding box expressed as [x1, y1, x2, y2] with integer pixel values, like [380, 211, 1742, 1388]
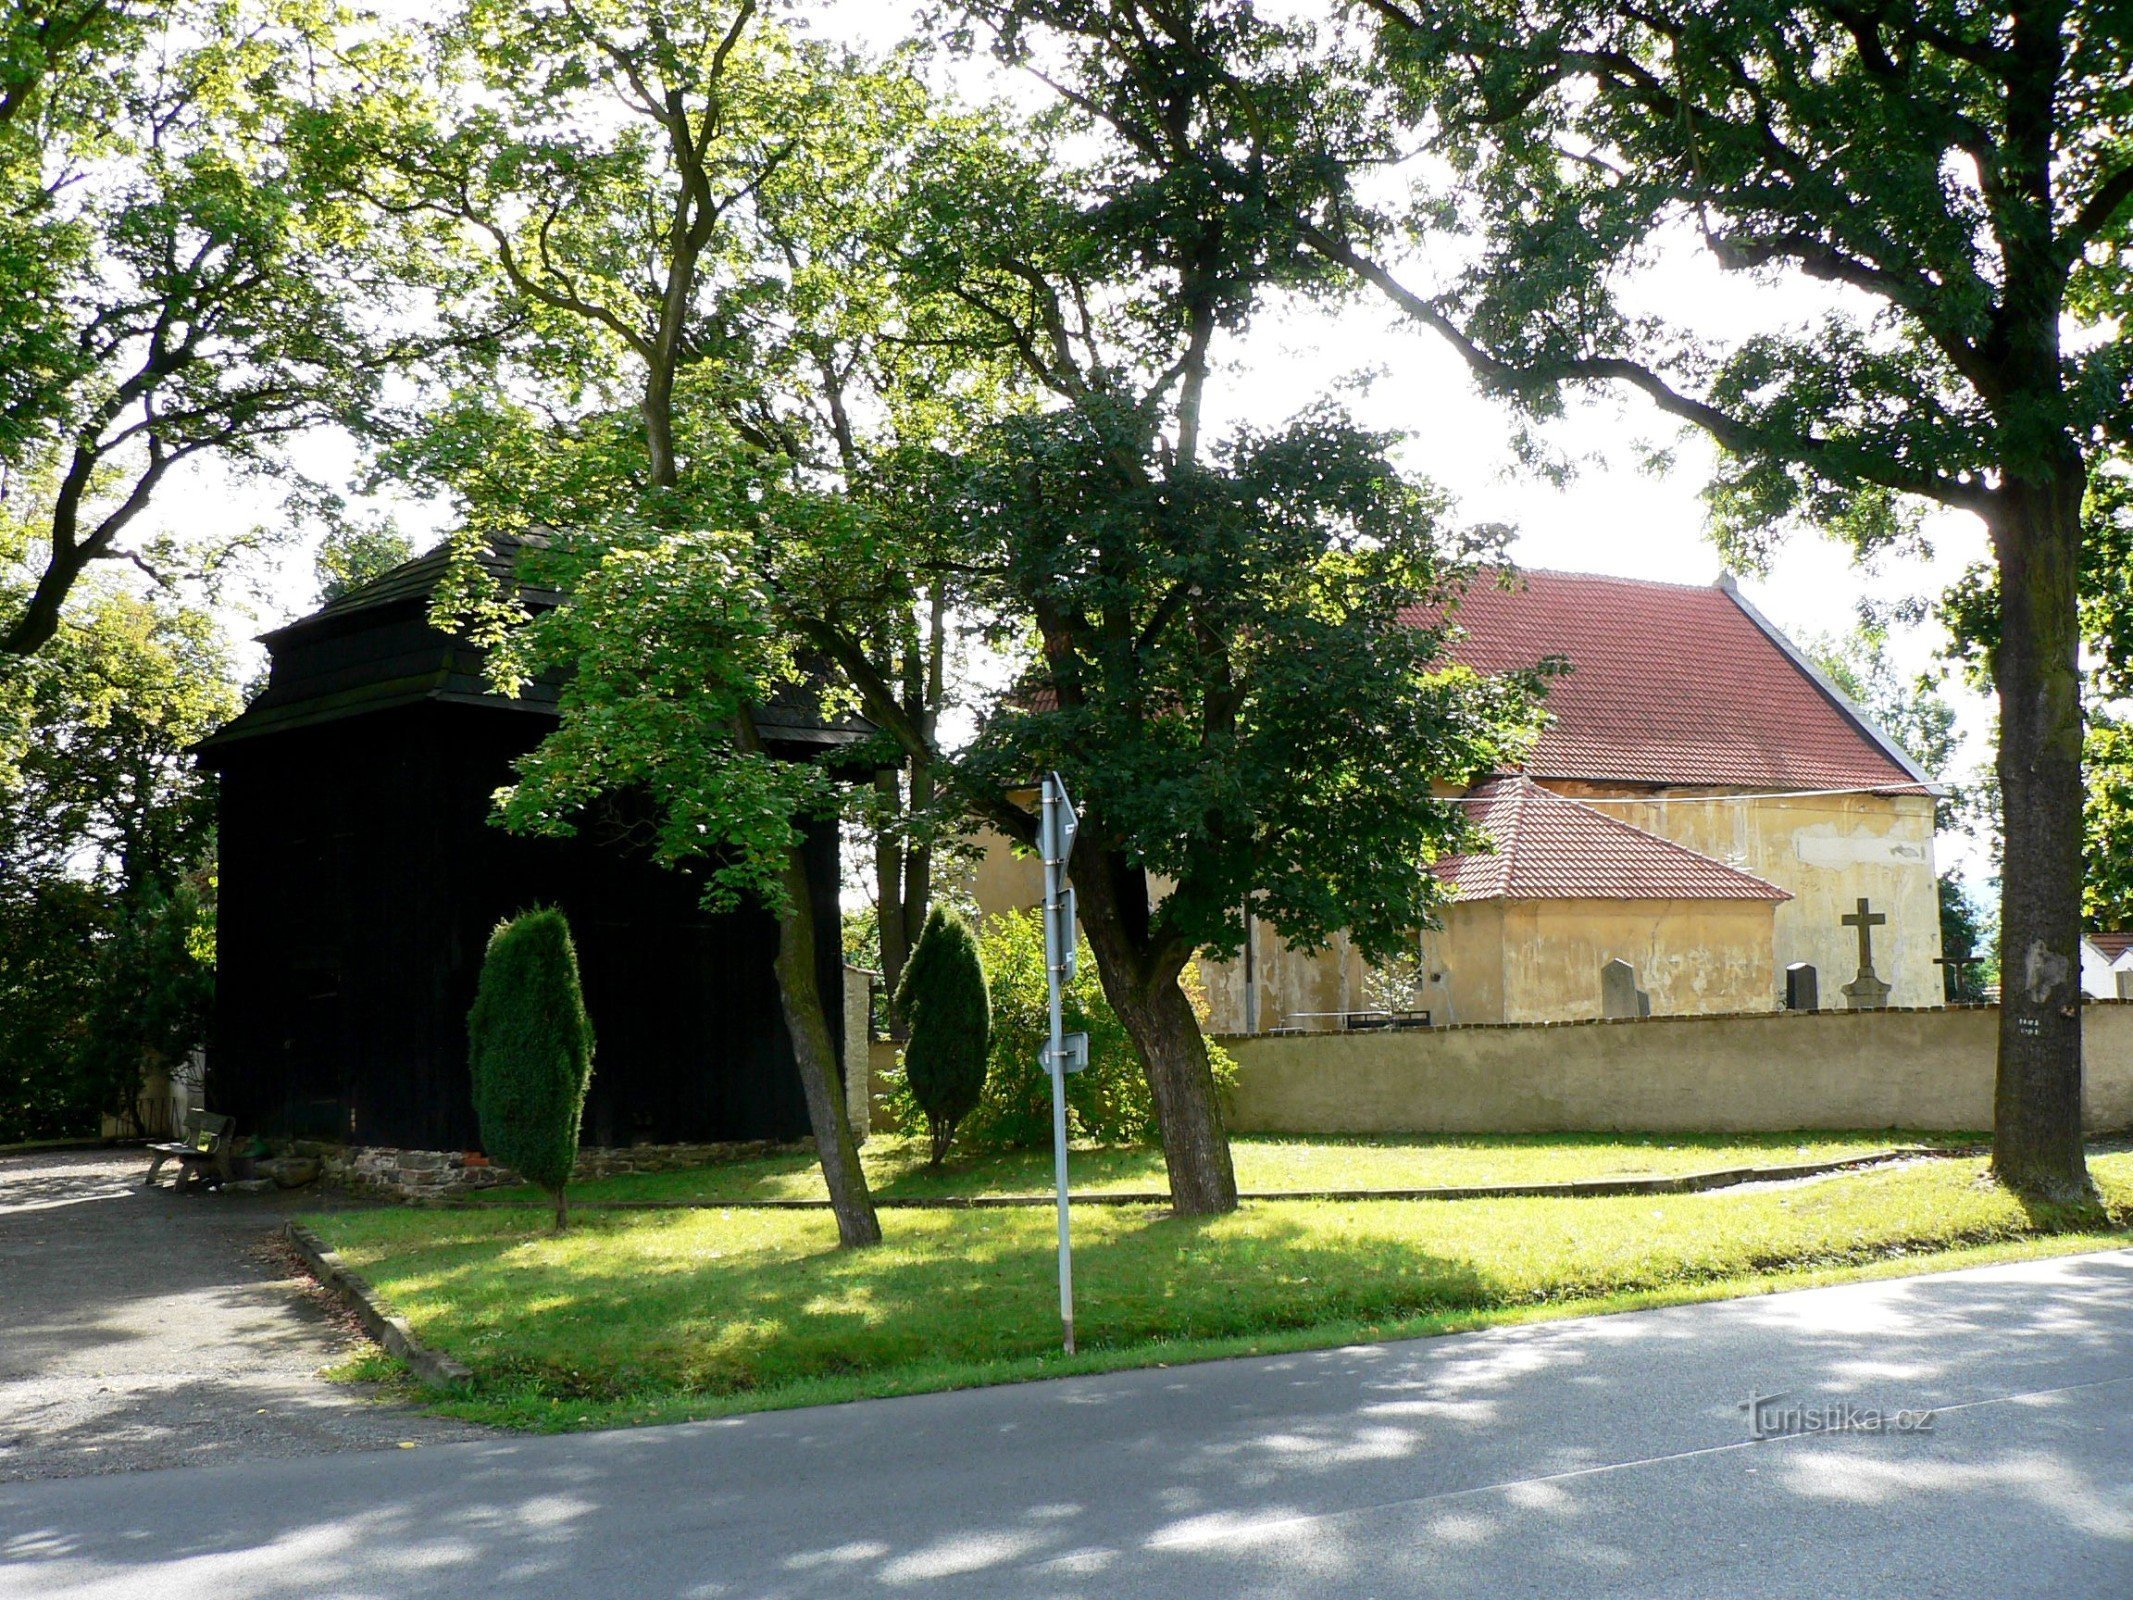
[1528, 779, 1793, 900]
[1714, 574, 1944, 796]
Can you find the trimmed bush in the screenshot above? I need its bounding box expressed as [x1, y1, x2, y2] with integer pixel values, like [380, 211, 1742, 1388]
[946, 908, 1236, 1153]
[468, 907, 595, 1229]
[895, 907, 991, 1165]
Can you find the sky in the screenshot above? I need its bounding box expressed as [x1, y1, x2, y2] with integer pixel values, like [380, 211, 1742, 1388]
[147, 0, 2000, 872]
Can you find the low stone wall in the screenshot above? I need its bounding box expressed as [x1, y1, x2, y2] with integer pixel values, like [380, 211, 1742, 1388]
[311, 1139, 804, 1204]
[1220, 1001, 2133, 1136]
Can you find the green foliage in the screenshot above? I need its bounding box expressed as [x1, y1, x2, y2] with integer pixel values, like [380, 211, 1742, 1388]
[468, 908, 595, 1223]
[2085, 715, 2133, 932]
[0, 587, 232, 1139]
[1, 0, 458, 657]
[914, 909, 1237, 1153]
[0, 879, 105, 1140]
[315, 520, 416, 606]
[1316, 2, 2133, 532]
[489, 528, 840, 919]
[1938, 875, 1996, 1003]
[894, 908, 990, 1164]
[951, 404, 1545, 968]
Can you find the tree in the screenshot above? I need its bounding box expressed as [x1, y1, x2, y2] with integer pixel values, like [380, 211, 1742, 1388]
[377, 0, 1040, 1254]
[1948, 458, 2133, 931]
[895, 906, 990, 1165]
[380, 0, 922, 1248]
[490, 528, 881, 1243]
[1939, 873, 1997, 1001]
[806, 3, 1542, 1215]
[951, 906, 1228, 1154]
[467, 907, 595, 1231]
[0, 584, 233, 1136]
[0, 1, 453, 663]
[314, 519, 415, 606]
[1258, 0, 2133, 1199]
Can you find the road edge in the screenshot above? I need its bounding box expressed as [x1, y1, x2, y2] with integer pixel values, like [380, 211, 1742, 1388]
[284, 1220, 474, 1393]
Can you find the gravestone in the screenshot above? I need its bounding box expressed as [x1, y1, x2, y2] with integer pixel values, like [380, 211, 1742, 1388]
[1840, 897, 1892, 1010]
[1784, 962, 1819, 1012]
[1600, 958, 1650, 1019]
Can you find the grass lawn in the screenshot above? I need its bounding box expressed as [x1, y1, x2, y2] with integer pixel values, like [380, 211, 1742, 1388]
[313, 1147, 2133, 1432]
[462, 1130, 1976, 1208]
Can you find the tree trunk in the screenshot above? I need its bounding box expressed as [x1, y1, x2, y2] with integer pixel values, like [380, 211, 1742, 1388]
[554, 1187, 568, 1233]
[1072, 848, 1238, 1215]
[772, 845, 883, 1247]
[875, 766, 911, 1029]
[1988, 467, 2091, 1200]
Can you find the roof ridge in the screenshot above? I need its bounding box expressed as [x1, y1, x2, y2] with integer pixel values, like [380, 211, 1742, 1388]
[1467, 566, 1726, 594]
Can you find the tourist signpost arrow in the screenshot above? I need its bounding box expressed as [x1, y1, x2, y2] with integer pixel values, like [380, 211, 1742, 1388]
[1040, 771, 1079, 1354]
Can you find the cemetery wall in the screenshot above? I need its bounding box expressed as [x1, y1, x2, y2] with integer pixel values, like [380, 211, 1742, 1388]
[1220, 1001, 2133, 1135]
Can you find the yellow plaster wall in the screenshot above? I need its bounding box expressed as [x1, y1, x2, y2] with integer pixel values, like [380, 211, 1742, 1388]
[1545, 785, 1941, 1007]
[1200, 923, 1373, 1034]
[1416, 901, 1505, 1027]
[968, 826, 1046, 918]
[1498, 898, 1778, 1023]
[1202, 895, 1774, 1031]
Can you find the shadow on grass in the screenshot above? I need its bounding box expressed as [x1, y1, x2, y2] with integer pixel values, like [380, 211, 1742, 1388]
[332, 1206, 1493, 1405]
[322, 1151, 2133, 1424]
[461, 1129, 1989, 1210]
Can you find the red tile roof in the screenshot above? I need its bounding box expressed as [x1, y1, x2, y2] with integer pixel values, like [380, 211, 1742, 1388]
[1403, 570, 1927, 791]
[2089, 932, 2133, 963]
[1437, 778, 1792, 902]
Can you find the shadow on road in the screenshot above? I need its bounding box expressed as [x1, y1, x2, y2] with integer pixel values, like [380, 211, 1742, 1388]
[3, 1247, 2127, 1597]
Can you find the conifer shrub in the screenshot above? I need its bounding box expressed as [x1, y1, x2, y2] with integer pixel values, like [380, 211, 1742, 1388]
[468, 907, 595, 1229]
[894, 907, 991, 1165]
[950, 908, 1237, 1153]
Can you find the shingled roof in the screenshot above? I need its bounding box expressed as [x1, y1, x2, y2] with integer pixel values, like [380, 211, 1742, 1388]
[198, 533, 865, 756]
[1405, 570, 1931, 792]
[1436, 777, 1792, 902]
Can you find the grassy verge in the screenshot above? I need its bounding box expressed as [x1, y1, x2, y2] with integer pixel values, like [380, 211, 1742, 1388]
[313, 1150, 2132, 1431]
[464, 1130, 1977, 1207]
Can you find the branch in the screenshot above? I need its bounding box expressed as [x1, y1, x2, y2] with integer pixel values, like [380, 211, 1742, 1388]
[1299, 220, 1995, 516]
[2068, 163, 2133, 255]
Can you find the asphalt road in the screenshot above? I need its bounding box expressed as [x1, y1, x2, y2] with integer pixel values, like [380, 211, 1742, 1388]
[3, 1248, 2129, 1599]
[0, 1150, 479, 1482]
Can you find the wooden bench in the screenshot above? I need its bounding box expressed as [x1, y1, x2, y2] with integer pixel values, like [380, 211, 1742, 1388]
[144, 1110, 235, 1191]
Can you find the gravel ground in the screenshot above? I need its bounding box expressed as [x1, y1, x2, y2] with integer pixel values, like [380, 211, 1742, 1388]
[0, 1149, 482, 1483]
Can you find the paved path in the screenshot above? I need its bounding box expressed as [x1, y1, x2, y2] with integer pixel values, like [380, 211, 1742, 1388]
[0, 1149, 479, 1482]
[3, 1247, 2128, 1598]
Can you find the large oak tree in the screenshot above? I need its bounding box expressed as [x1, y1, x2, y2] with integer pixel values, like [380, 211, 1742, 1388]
[1267, 0, 2131, 1198]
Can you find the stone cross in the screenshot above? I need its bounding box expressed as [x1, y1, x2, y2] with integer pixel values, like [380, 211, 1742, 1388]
[1840, 897, 1892, 1009]
[1934, 951, 1982, 1001]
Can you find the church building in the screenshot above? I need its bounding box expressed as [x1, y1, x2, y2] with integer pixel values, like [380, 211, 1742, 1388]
[1196, 570, 1944, 1029]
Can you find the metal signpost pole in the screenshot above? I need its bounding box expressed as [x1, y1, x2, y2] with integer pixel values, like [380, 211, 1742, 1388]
[1040, 772, 1079, 1355]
